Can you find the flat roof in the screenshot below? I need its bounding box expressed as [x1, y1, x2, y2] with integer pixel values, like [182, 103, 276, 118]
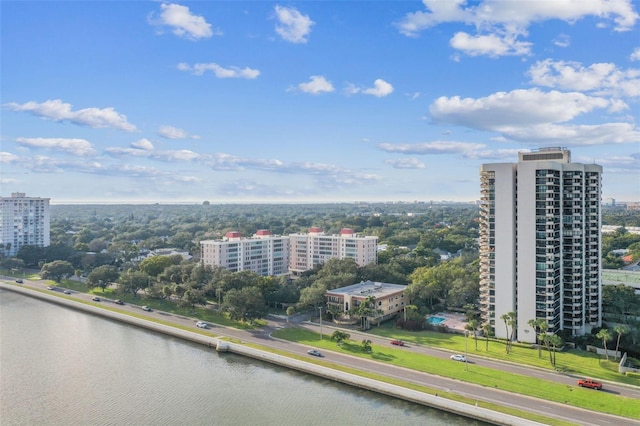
[326, 280, 407, 297]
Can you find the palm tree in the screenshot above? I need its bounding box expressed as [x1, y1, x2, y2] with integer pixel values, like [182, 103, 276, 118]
[466, 319, 479, 350]
[596, 328, 613, 361]
[549, 334, 563, 367]
[537, 321, 549, 359]
[361, 339, 372, 353]
[500, 313, 510, 353]
[539, 332, 552, 364]
[507, 311, 517, 353]
[330, 330, 350, 346]
[614, 325, 628, 360]
[482, 323, 492, 351]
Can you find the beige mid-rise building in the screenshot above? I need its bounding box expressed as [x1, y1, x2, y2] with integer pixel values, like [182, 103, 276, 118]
[288, 227, 378, 275]
[200, 230, 289, 277]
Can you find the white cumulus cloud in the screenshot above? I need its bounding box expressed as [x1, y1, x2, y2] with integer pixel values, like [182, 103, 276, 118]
[379, 141, 486, 155]
[177, 62, 260, 79]
[396, 0, 639, 56]
[4, 99, 137, 132]
[16, 137, 96, 156]
[345, 79, 394, 97]
[450, 31, 532, 57]
[1, 152, 20, 163]
[290, 75, 335, 94]
[157, 125, 200, 140]
[151, 3, 215, 40]
[528, 59, 640, 98]
[385, 158, 426, 169]
[631, 47, 640, 61]
[274, 5, 314, 44]
[131, 138, 155, 150]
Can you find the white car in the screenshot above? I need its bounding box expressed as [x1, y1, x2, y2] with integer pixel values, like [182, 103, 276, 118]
[196, 321, 208, 329]
[450, 354, 467, 362]
[142, 306, 152, 312]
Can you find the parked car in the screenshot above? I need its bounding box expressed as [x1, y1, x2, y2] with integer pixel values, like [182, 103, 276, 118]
[307, 349, 323, 357]
[450, 354, 467, 362]
[15, 279, 23, 283]
[142, 306, 152, 312]
[390, 340, 405, 346]
[64, 290, 72, 295]
[577, 378, 602, 390]
[196, 321, 208, 329]
[92, 296, 101, 302]
[114, 299, 124, 305]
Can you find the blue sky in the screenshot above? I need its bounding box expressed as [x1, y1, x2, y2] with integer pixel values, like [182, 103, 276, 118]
[1, 1, 639, 204]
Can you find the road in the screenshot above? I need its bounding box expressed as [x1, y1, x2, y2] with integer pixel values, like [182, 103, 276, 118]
[4, 277, 639, 426]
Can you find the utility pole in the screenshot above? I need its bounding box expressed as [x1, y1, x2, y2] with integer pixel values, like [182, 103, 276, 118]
[318, 306, 323, 340]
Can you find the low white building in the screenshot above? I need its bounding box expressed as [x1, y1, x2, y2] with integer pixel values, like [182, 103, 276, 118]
[325, 281, 408, 325]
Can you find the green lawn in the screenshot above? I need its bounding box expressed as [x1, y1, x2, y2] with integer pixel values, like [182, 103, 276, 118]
[368, 321, 640, 386]
[272, 327, 640, 420]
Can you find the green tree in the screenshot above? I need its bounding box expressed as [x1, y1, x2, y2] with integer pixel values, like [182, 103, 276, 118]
[596, 328, 613, 361]
[87, 265, 120, 291]
[466, 319, 479, 351]
[40, 260, 75, 283]
[222, 287, 267, 321]
[118, 270, 151, 298]
[614, 325, 628, 360]
[500, 313, 511, 354]
[330, 330, 350, 346]
[298, 282, 327, 309]
[182, 289, 206, 309]
[549, 334, 563, 367]
[528, 318, 547, 358]
[482, 322, 492, 351]
[162, 285, 174, 301]
[139, 255, 176, 277]
[361, 339, 372, 353]
[0, 257, 25, 272]
[286, 306, 295, 322]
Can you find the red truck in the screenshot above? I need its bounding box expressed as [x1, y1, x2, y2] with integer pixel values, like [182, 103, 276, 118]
[577, 379, 602, 390]
[390, 340, 405, 346]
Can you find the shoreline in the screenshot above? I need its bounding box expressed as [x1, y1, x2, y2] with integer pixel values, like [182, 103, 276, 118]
[1, 283, 542, 426]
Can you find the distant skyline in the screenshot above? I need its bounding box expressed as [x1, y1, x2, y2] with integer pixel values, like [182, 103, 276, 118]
[1, 1, 639, 204]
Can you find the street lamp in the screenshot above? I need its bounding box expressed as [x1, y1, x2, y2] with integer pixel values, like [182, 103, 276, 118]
[318, 306, 323, 340]
[465, 330, 469, 372]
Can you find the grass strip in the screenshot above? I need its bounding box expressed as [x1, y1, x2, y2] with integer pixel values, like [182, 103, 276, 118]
[273, 327, 640, 419]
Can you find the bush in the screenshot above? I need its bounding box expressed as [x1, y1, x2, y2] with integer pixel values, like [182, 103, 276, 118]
[625, 371, 640, 379]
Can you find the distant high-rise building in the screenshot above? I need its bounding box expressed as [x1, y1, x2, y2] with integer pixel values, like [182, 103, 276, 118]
[288, 227, 378, 275]
[0, 192, 51, 257]
[200, 230, 289, 277]
[479, 148, 602, 343]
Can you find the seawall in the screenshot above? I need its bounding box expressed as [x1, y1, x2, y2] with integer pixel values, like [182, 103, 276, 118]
[1, 283, 543, 426]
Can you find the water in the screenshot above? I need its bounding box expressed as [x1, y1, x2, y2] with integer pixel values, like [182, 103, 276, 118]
[427, 316, 446, 325]
[0, 290, 486, 426]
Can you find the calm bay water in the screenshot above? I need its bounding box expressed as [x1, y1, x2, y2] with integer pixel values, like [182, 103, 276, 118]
[0, 290, 486, 426]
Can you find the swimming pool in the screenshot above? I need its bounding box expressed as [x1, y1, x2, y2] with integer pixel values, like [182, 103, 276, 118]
[427, 316, 446, 325]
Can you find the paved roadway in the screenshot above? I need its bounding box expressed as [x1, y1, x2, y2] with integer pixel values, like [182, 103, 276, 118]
[3, 277, 639, 426]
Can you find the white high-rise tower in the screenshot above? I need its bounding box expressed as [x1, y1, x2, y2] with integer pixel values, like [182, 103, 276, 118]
[479, 148, 602, 343]
[0, 193, 51, 257]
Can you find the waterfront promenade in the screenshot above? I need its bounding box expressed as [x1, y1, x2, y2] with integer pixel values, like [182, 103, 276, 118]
[2, 280, 638, 426]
